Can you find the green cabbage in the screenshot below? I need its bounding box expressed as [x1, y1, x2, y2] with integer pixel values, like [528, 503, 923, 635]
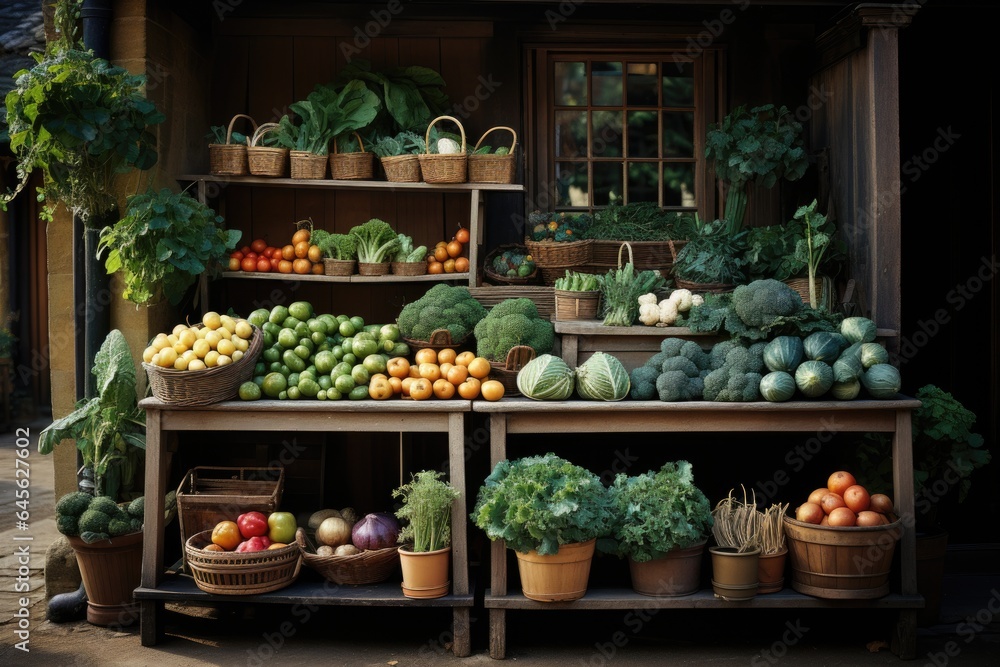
[860, 343, 889, 369]
[763, 336, 804, 373]
[575, 352, 631, 401]
[840, 317, 877, 344]
[794, 360, 834, 398]
[861, 364, 901, 399]
[830, 379, 861, 400]
[803, 332, 847, 362]
[516, 354, 575, 400]
[760, 371, 796, 402]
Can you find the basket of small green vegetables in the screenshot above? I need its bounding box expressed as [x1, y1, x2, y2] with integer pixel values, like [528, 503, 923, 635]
[208, 114, 256, 176]
[601, 243, 667, 327]
[553, 270, 603, 321]
[390, 234, 429, 276]
[484, 244, 538, 285]
[468, 126, 516, 184]
[310, 228, 357, 276]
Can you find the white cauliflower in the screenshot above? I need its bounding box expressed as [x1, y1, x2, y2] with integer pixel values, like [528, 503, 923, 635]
[638, 302, 661, 326]
[657, 298, 680, 325]
[668, 288, 694, 312]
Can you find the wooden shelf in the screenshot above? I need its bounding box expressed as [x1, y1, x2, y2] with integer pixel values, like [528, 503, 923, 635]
[484, 588, 923, 610]
[180, 174, 524, 193]
[136, 575, 474, 608]
[553, 320, 898, 338]
[220, 271, 470, 284]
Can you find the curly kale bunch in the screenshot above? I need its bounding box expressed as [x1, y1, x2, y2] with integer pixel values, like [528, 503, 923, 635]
[397, 284, 487, 342]
[474, 298, 555, 362]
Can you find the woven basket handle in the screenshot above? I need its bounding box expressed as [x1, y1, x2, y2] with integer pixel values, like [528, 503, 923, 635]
[333, 131, 365, 155]
[250, 122, 280, 147]
[428, 329, 454, 346]
[226, 114, 257, 145]
[504, 345, 536, 371]
[424, 115, 467, 155]
[473, 126, 517, 154]
[617, 241, 634, 269]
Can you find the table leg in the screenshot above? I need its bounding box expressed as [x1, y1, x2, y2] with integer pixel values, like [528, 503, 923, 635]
[488, 414, 508, 659]
[140, 409, 166, 646]
[453, 608, 471, 657]
[892, 408, 917, 659]
[449, 412, 469, 596]
[139, 600, 164, 647]
[489, 608, 507, 659]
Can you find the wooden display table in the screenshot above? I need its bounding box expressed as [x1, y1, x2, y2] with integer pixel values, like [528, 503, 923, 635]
[135, 398, 474, 655]
[474, 397, 922, 660]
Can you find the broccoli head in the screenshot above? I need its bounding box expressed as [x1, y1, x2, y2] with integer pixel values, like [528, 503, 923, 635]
[87, 495, 120, 516]
[678, 340, 711, 371]
[397, 284, 486, 342]
[703, 343, 765, 401]
[731, 279, 803, 328]
[56, 491, 93, 518]
[473, 298, 555, 361]
[660, 356, 700, 378]
[660, 337, 687, 357]
[127, 496, 145, 519]
[78, 509, 112, 536]
[656, 370, 703, 402]
[57, 514, 80, 537]
[630, 365, 660, 400]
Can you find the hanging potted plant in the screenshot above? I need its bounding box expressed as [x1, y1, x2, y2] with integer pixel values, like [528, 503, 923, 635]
[471, 453, 614, 602]
[709, 487, 762, 601]
[603, 460, 713, 596]
[392, 470, 462, 599]
[38, 329, 148, 626]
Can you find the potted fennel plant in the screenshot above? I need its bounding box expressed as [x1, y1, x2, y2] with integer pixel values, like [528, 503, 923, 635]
[393, 470, 462, 598]
[603, 460, 713, 596]
[471, 453, 614, 602]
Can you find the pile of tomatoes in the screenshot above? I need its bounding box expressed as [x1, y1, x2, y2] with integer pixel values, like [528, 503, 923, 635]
[228, 227, 324, 275]
[793, 470, 895, 527]
[370, 347, 505, 401]
[427, 225, 471, 275]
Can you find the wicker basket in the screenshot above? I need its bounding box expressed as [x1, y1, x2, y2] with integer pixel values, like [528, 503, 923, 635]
[674, 277, 736, 294]
[402, 329, 467, 353]
[784, 275, 835, 310]
[590, 239, 673, 271]
[143, 325, 263, 406]
[357, 261, 390, 276]
[175, 466, 284, 551]
[418, 116, 467, 184]
[295, 528, 399, 585]
[468, 126, 517, 184]
[380, 154, 422, 183]
[554, 289, 602, 321]
[330, 133, 374, 180]
[323, 258, 356, 276]
[667, 239, 689, 263]
[525, 238, 594, 268]
[391, 261, 427, 276]
[290, 150, 328, 179]
[185, 530, 300, 595]
[209, 114, 256, 176]
[247, 123, 288, 177]
[483, 244, 538, 285]
[489, 345, 535, 396]
[468, 286, 555, 319]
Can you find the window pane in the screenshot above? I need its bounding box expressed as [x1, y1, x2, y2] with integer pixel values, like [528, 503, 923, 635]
[593, 162, 623, 206]
[627, 111, 658, 158]
[555, 162, 589, 207]
[592, 110, 622, 157]
[592, 61, 623, 106]
[627, 162, 658, 203]
[663, 60, 694, 107]
[555, 110, 587, 158]
[663, 111, 694, 158]
[555, 61, 586, 106]
[663, 163, 696, 207]
[627, 62, 658, 106]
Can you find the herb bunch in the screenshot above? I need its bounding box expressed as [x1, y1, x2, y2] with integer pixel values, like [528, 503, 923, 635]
[672, 217, 748, 285]
[393, 470, 461, 553]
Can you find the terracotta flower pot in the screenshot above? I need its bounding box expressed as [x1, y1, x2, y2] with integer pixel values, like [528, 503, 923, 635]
[628, 539, 706, 597]
[757, 548, 787, 594]
[398, 545, 451, 599]
[68, 531, 143, 626]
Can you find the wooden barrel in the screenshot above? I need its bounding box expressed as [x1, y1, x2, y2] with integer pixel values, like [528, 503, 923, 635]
[783, 515, 902, 599]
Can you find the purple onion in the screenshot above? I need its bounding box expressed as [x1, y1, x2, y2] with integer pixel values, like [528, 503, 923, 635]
[351, 512, 401, 550]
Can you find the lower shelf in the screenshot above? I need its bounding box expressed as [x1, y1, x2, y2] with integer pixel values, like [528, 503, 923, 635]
[484, 587, 923, 610]
[136, 573, 474, 608]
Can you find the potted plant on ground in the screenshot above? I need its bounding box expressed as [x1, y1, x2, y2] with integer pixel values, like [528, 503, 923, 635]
[39, 329, 148, 626]
[393, 470, 462, 598]
[97, 188, 241, 306]
[603, 460, 713, 596]
[756, 501, 789, 594]
[853, 384, 991, 624]
[471, 453, 614, 601]
[709, 487, 762, 600]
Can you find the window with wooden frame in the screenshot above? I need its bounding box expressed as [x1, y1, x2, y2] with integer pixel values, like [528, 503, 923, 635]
[529, 49, 720, 219]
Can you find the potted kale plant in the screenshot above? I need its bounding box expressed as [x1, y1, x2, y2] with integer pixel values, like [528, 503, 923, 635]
[471, 453, 614, 601]
[603, 460, 713, 596]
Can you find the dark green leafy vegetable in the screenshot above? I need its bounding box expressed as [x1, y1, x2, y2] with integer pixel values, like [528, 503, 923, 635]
[671, 217, 748, 285]
[587, 202, 687, 242]
[600, 262, 666, 327]
[334, 60, 450, 135]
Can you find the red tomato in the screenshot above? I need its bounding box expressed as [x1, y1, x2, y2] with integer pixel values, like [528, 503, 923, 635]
[256, 257, 272, 272]
[240, 256, 257, 272]
[227, 257, 241, 271]
[269, 257, 281, 270]
[264, 246, 278, 259]
[239, 245, 251, 255]
[230, 250, 244, 260]
[244, 251, 258, 261]
[251, 238, 267, 254]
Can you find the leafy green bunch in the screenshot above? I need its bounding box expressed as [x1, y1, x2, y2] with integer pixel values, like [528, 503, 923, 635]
[393, 470, 461, 553]
[2, 49, 164, 221]
[587, 202, 686, 242]
[471, 453, 615, 555]
[371, 130, 426, 158]
[672, 217, 749, 285]
[39, 329, 145, 501]
[603, 461, 713, 562]
[528, 210, 592, 242]
[98, 188, 241, 306]
[309, 228, 356, 261]
[275, 80, 380, 155]
[334, 60, 449, 135]
[348, 217, 399, 263]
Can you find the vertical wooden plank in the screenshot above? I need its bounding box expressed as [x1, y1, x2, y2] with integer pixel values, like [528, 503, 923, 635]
[141, 409, 164, 590]
[293, 36, 336, 101]
[489, 404, 509, 659]
[448, 411, 469, 596]
[211, 34, 249, 122]
[893, 408, 916, 594]
[248, 36, 294, 125]
[397, 37, 440, 72]
[453, 608, 471, 657]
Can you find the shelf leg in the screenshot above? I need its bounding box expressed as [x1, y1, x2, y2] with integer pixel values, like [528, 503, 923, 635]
[893, 409, 917, 594]
[141, 409, 166, 590]
[489, 608, 507, 659]
[892, 609, 918, 659]
[139, 600, 164, 647]
[453, 608, 471, 657]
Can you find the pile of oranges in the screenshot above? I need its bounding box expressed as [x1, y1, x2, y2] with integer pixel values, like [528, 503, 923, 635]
[369, 347, 505, 401]
[793, 470, 895, 527]
[228, 227, 324, 275]
[427, 225, 471, 275]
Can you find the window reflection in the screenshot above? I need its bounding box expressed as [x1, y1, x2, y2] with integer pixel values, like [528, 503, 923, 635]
[592, 61, 623, 106]
[555, 62, 586, 106]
